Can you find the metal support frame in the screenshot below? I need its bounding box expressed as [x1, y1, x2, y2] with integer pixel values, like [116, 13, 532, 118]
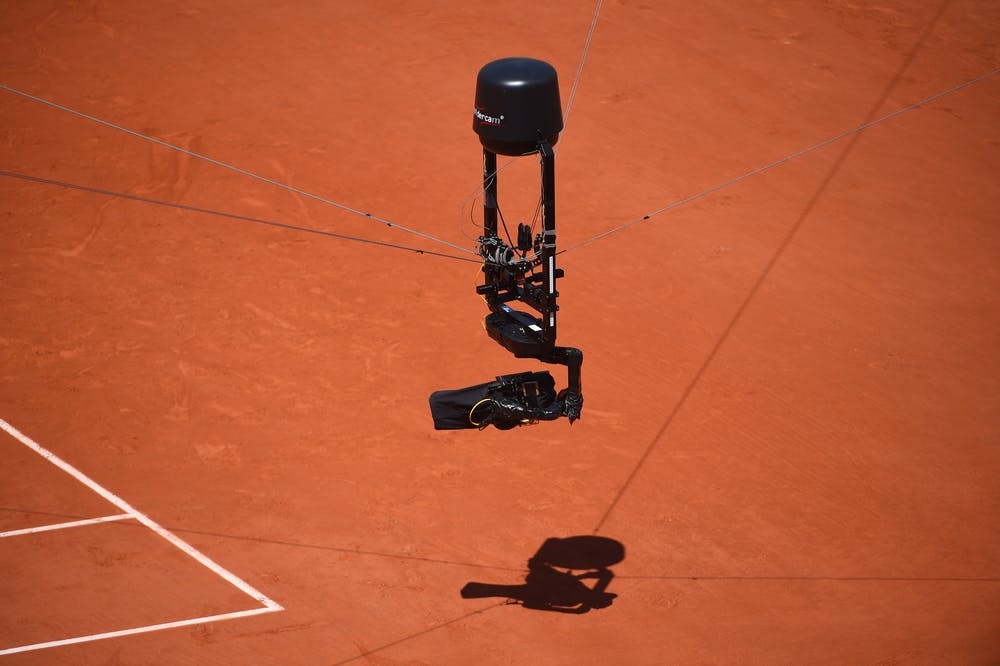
[476, 140, 560, 356]
[473, 140, 583, 422]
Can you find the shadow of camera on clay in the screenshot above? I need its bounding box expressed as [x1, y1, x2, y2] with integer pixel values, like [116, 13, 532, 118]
[461, 535, 625, 614]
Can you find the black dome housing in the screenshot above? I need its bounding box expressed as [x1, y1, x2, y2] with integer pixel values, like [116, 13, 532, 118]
[473, 57, 563, 156]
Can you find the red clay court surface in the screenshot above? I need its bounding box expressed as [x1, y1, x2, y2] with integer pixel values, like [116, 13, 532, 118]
[2, 1, 999, 664]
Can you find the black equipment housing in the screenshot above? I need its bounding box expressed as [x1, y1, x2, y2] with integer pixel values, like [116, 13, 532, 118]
[473, 57, 563, 156]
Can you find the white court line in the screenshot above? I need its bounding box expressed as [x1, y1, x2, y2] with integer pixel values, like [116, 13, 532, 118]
[0, 418, 284, 654]
[0, 513, 133, 538]
[0, 607, 276, 656]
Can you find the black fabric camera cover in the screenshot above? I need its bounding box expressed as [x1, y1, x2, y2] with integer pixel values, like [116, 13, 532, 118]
[429, 371, 556, 430]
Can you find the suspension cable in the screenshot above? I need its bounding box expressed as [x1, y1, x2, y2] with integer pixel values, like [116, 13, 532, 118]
[563, 0, 604, 128]
[560, 67, 1000, 255]
[1, 170, 480, 264]
[0, 84, 477, 257]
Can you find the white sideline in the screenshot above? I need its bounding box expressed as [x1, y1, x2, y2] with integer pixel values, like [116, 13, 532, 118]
[0, 418, 284, 655]
[0, 513, 133, 538]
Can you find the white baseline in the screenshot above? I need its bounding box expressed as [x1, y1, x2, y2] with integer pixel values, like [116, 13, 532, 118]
[0, 418, 284, 656]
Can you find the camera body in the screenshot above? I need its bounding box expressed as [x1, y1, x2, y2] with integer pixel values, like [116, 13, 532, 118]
[429, 371, 558, 430]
